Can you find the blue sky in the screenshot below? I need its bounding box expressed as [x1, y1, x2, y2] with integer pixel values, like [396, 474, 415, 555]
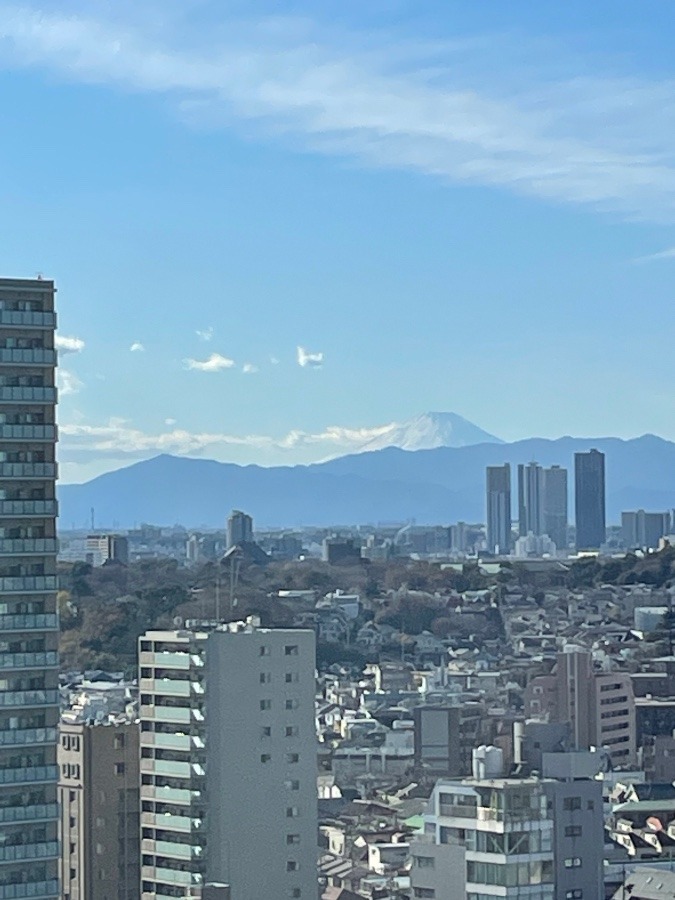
[2, 0, 675, 481]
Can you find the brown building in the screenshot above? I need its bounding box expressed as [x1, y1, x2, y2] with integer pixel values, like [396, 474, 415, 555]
[524, 646, 636, 767]
[58, 720, 140, 900]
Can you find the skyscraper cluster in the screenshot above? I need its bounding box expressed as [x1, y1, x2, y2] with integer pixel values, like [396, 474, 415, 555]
[486, 450, 607, 555]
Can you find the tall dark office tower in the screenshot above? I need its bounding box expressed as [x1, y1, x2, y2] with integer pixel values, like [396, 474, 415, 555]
[575, 449, 606, 550]
[226, 509, 253, 549]
[517, 462, 544, 536]
[544, 465, 569, 551]
[486, 464, 511, 554]
[0, 278, 59, 898]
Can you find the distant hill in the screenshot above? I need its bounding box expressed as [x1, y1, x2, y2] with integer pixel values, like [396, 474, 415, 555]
[57, 434, 675, 528]
[355, 411, 502, 452]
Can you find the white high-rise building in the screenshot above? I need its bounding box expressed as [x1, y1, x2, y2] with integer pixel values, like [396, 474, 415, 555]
[139, 618, 317, 900]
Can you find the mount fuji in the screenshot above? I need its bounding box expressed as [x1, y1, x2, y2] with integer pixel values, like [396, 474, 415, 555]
[355, 411, 503, 452]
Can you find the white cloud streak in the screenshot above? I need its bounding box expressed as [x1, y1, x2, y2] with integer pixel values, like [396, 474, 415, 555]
[633, 247, 675, 264]
[1, 5, 675, 220]
[297, 345, 324, 368]
[57, 369, 83, 395]
[196, 326, 214, 341]
[129, 341, 145, 352]
[183, 352, 235, 372]
[55, 334, 85, 354]
[242, 362, 258, 374]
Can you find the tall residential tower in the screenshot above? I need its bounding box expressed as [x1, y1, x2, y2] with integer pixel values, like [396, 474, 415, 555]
[574, 449, 606, 550]
[486, 464, 511, 554]
[0, 277, 60, 899]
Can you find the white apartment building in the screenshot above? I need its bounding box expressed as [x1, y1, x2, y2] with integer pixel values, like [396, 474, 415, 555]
[139, 618, 317, 900]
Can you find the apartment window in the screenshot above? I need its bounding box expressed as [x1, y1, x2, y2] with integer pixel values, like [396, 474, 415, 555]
[285, 726, 299, 737]
[69, 843, 75, 853]
[260, 699, 272, 711]
[285, 645, 299, 656]
[62, 735, 71, 750]
[286, 753, 300, 764]
[414, 856, 435, 868]
[564, 857, 582, 868]
[69, 791, 76, 802]
[285, 779, 300, 791]
[72, 737, 80, 751]
[286, 861, 299, 872]
[565, 825, 582, 837]
[70, 869, 76, 881]
[563, 797, 581, 811]
[114, 763, 125, 775]
[413, 890, 435, 899]
[291, 891, 301, 899]
[286, 806, 299, 818]
[114, 734, 125, 750]
[259, 646, 270, 656]
[286, 699, 299, 710]
[69, 816, 76, 828]
[286, 673, 299, 683]
[259, 672, 272, 684]
[566, 891, 583, 899]
[260, 726, 272, 738]
[287, 834, 300, 845]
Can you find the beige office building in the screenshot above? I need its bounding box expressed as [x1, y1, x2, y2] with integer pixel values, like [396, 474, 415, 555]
[59, 720, 140, 900]
[0, 277, 60, 899]
[139, 618, 317, 899]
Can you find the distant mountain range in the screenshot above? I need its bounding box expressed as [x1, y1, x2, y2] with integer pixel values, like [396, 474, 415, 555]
[58, 433, 675, 529]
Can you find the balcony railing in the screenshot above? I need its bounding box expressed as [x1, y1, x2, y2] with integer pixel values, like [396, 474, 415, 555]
[0, 310, 56, 329]
[0, 502, 57, 518]
[0, 388, 56, 404]
[0, 614, 58, 631]
[0, 652, 58, 671]
[0, 805, 58, 825]
[0, 841, 58, 862]
[0, 765, 57, 786]
[0, 689, 59, 708]
[0, 425, 56, 442]
[0, 727, 56, 748]
[0, 464, 56, 480]
[0, 349, 56, 367]
[0, 539, 58, 555]
[0, 879, 59, 899]
[0, 577, 58, 593]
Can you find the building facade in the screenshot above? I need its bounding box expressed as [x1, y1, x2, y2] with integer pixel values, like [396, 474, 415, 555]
[139, 619, 317, 900]
[226, 511, 253, 549]
[0, 277, 60, 899]
[518, 462, 544, 538]
[486, 464, 512, 555]
[621, 510, 671, 551]
[574, 449, 606, 550]
[59, 720, 140, 900]
[543, 465, 568, 552]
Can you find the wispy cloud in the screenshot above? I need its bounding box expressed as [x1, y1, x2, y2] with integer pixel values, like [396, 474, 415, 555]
[58, 369, 83, 396]
[183, 352, 235, 372]
[633, 247, 675, 264]
[55, 334, 85, 354]
[3, 5, 675, 221]
[196, 326, 214, 341]
[129, 341, 145, 352]
[297, 346, 324, 368]
[242, 362, 258, 374]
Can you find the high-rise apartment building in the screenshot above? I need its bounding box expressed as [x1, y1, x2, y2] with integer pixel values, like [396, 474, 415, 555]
[226, 510, 253, 549]
[621, 510, 671, 551]
[139, 618, 317, 900]
[524, 646, 636, 767]
[85, 533, 129, 566]
[574, 449, 606, 550]
[59, 720, 140, 900]
[486, 464, 512, 555]
[543, 465, 568, 552]
[517, 462, 544, 537]
[0, 277, 60, 899]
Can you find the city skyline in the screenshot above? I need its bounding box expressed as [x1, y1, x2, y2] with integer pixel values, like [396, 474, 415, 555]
[1, 2, 675, 481]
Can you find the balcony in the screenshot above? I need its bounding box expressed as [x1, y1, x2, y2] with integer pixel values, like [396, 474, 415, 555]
[139, 651, 191, 670]
[0, 614, 58, 631]
[0, 349, 56, 367]
[0, 880, 59, 899]
[0, 539, 58, 556]
[0, 803, 58, 825]
[0, 652, 58, 671]
[439, 803, 478, 819]
[0, 426, 56, 443]
[0, 502, 57, 518]
[0, 765, 57, 786]
[0, 727, 56, 748]
[140, 678, 191, 698]
[0, 577, 58, 594]
[141, 758, 192, 779]
[0, 388, 56, 405]
[142, 785, 199, 806]
[140, 731, 192, 752]
[141, 811, 195, 833]
[141, 838, 199, 861]
[154, 867, 202, 888]
[0, 466, 56, 482]
[140, 705, 191, 725]
[0, 689, 59, 709]
[0, 842, 58, 862]
[0, 310, 56, 329]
